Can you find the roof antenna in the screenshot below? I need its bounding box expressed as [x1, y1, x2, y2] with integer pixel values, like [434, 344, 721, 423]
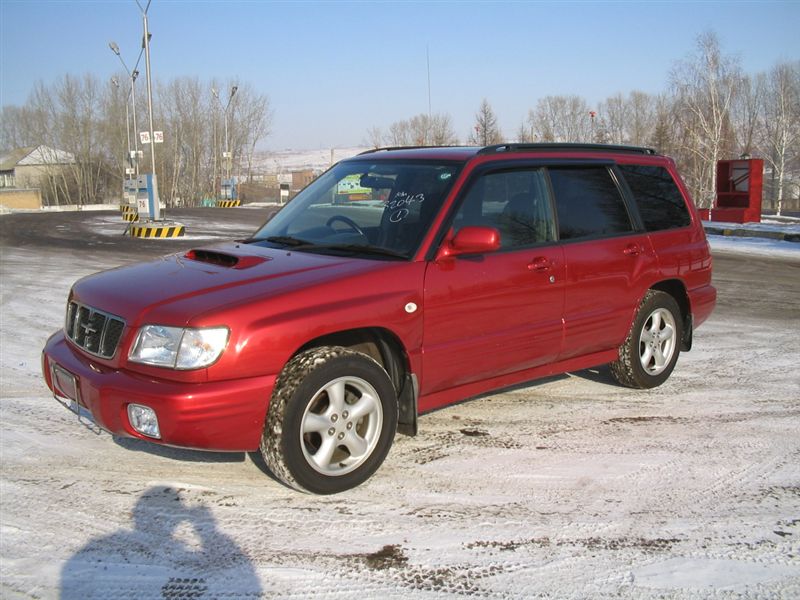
[426, 45, 432, 118]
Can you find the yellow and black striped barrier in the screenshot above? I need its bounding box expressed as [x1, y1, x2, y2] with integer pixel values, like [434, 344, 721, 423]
[129, 223, 185, 238]
[216, 200, 241, 208]
[122, 211, 139, 222]
[120, 204, 137, 214]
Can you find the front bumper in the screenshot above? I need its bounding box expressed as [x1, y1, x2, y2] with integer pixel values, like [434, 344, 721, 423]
[42, 331, 275, 451]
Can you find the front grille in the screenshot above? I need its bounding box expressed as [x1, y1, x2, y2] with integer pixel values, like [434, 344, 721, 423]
[65, 301, 126, 359]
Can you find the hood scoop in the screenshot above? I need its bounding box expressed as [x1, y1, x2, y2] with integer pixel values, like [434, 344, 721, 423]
[184, 249, 271, 269]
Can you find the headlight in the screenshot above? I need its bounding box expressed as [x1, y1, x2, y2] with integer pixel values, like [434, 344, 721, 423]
[129, 325, 229, 370]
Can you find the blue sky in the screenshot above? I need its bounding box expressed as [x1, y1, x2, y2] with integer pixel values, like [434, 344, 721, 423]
[1, 0, 799, 150]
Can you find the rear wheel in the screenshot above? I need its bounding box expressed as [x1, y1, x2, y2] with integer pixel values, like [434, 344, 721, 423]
[611, 290, 683, 389]
[260, 347, 398, 494]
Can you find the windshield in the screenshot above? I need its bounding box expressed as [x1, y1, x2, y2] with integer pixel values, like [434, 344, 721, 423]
[250, 160, 461, 259]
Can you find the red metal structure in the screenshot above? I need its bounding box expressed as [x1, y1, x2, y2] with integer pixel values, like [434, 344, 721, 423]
[710, 158, 764, 223]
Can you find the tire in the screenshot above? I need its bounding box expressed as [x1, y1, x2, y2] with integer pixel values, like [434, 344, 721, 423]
[611, 290, 683, 389]
[260, 347, 398, 494]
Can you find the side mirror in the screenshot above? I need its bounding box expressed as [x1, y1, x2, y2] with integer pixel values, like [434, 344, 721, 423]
[436, 226, 500, 260]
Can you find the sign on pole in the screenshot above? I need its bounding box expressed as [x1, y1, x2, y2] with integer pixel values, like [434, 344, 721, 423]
[154, 131, 164, 144]
[140, 131, 151, 145]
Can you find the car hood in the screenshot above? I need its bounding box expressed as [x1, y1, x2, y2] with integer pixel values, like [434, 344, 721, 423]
[70, 242, 381, 326]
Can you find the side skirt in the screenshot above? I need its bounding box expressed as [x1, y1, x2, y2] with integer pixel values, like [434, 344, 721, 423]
[418, 348, 620, 414]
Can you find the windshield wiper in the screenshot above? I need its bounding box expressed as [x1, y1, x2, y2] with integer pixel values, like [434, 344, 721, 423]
[253, 237, 407, 259]
[309, 244, 408, 259]
[263, 235, 315, 247]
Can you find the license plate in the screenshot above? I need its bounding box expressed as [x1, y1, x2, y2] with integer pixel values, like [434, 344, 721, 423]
[50, 361, 100, 433]
[52, 363, 79, 404]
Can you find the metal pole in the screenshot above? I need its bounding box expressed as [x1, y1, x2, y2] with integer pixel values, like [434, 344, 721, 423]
[124, 98, 131, 177]
[131, 70, 139, 176]
[112, 77, 132, 180]
[142, 13, 156, 178]
[224, 108, 229, 184]
[141, 8, 159, 220]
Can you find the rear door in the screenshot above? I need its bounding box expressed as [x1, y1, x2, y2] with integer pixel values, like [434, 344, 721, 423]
[422, 167, 565, 395]
[548, 165, 657, 359]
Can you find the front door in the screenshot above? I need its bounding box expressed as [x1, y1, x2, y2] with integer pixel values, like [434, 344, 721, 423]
[421, 167, 565, 398]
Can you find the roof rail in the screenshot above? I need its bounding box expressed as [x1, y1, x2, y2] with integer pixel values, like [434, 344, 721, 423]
[478, 143, 658, 156]
[358, 145, 463, 155]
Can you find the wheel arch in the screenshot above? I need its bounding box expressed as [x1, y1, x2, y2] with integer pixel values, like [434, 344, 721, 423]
[296, 327, 418, 436]
[649, 279, 693, 351]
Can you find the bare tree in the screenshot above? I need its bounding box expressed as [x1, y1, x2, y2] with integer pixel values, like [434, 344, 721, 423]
[429, 113, 459, 145]
[650, 93, 680, 156]
[409, 114, 432, 145]
[365, 126, 383, 149]
[374, 113, 457, 147]
[385, 120, 411, 146]
[599, 93, 628, 145]
[731, 73, 765, 157]
[759, 61, 800, 215]
[231, 84, 273, 183]
[596, 91, 656, 146]
[0, 105, 42, 149]
[468, 99, 502, 145]
[156, 77, 209, 206]
[670, 31, 741, 207]
[628, 91, 657, 146]
[515, 120, 534, 143]
[528, 95, 591, 143]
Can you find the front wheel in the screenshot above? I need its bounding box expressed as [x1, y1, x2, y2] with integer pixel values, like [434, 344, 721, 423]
[611, 290, 683, 389]
[260, 347, 398, 494]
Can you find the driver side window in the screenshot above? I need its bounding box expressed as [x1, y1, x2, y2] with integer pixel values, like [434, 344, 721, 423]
[453, 169, 556, 249]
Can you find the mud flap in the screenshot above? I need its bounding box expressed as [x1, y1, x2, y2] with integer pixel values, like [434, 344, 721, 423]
[682, 313, 693, 351]
[397, 373, 418, 437]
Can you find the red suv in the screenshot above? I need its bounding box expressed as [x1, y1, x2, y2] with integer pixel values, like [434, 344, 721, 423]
[43, 144, 716, 493]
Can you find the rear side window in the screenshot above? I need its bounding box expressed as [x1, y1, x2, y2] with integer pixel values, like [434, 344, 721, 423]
[549, 167, 633, 240]
[618, 164, 691, 231]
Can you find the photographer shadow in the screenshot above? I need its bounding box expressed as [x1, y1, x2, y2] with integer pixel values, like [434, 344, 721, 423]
[60, 485, 261, 599]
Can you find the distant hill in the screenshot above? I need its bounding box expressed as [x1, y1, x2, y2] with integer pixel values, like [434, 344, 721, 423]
[253, 147, 369, 174]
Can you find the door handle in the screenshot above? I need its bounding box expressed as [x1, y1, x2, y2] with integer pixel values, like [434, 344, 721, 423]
[623, 244, 642, 256]
[527, 257, 552, 272]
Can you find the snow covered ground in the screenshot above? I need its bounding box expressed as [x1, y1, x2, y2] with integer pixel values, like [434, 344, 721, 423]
[1, 212, 798, 599]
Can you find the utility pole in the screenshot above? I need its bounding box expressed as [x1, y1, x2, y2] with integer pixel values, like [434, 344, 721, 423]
[127, 0, 161, 221]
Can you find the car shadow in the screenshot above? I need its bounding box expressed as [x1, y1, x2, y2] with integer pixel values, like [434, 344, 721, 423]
[567, 365, 619, 386]
[60, 485, 262, 599]
[466, 365, 621, 402]
[112, 436, 247, 463]
[112, 436, 289, 489]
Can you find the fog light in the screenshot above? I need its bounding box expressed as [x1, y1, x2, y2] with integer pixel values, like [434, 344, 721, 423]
[127, 404, 161, 439]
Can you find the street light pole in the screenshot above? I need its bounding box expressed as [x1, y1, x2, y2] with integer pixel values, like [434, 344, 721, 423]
[212, 85, 238, 198]
[130, 69, 139, 175]
[109, 42, 141, 177]
[110, 77, 132, 179]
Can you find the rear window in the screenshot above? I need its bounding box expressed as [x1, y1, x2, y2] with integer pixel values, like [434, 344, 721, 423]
[618, 164, 691, 231]
[549, 167, 633, 240]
